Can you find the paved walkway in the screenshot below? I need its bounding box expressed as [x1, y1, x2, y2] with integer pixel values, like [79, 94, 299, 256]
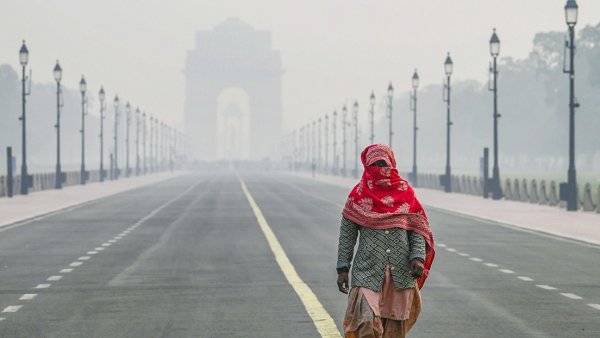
[0, 172, 187, 229]
[288, 171, 600, 246]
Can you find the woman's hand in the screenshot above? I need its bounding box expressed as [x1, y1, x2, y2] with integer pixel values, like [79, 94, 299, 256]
[337, 272, 349, 294]
[410, 259, 425, 278]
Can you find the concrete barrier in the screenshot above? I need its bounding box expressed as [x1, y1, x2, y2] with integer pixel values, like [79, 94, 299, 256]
[548, 181, 559, 206]
[539, 180, 549, 205]
[582, 183, 596, 212]
[520, 179, 530, 202]
[504, 179, 513, 200]
[529, 179, 539, 204]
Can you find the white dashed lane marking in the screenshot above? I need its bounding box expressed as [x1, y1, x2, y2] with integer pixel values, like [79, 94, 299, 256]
[437, 243, 447, 248]
[19, 294, 37, 301]
[518, 276, 534, 282]
[78, 256, 91, 261]
[588, 304, 600, 310]
[469, 258, 483, 262]
[446, 248, 457, 252]
[536, 285, 558, 290]
[87, 251, 98, 255]
[484, 263, 499, 268]
[60, 268, 73, 273]
[102, 243, 111, 247]
[499, 269, 515, 274]
[1, 306, 22, 313]
[561, 293, 583, 300]
[47, 276, 63, 281]
[69, 262, 83, 267]
[458, 252, 469, 257]
[34, 284, 51, 289]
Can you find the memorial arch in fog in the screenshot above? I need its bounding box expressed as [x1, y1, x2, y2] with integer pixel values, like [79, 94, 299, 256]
[184, 18, 283, 161]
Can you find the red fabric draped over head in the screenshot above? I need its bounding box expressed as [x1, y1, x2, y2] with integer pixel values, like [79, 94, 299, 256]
[342, 144, 435, 288]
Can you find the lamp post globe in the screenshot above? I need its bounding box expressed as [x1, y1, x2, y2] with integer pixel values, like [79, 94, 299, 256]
[99, 87, 105, 102]
[19, 41, 29, 66]
[444, 53, 453, 76]
[490, 28, 500, 57]
[79, 76, 87, 94]
[412, 70, 419, 89]
[53, 61, 62, 83]
[565, 0, 578, 27]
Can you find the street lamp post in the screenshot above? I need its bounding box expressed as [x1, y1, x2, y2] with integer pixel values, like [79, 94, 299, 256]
[443, 53, 454, 193]
[489, 29, 502, 200]
[125, 102, 131, 177]
[353, 101, 359, 179]
[143, 112, 147, 174]
[53, 61, 63, 190]
[113, 96, 120, 179]
[79, 75, 88, 185]
[99, 87, 106, 182]
[411, 70, 419, 187]
[387, 83, 394, 148]
[149, 115, 154, 173]
[332, 110, 338, 175]
[318, 118, 322, 171]
[369, 92, 375, 145]
[19, 41, 31, 195]
[564, 0, 579, 211]
[342, 105, 347, 177]
[324, 114, 329, 173]
[135, 108, 140, 176]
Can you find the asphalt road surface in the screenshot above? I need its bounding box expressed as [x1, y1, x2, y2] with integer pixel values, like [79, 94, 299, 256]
[0, 172, 598, 337]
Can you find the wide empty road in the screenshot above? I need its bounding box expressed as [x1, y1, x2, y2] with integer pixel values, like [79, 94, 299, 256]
[0, 172, 598, 337]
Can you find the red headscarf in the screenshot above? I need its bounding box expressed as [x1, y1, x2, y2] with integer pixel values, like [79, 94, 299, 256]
[342, 144, 435, 288]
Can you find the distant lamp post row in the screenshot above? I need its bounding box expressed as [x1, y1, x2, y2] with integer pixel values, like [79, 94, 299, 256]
[443, 53, 453, 193]
[488, 28, 502, 200]
[53, 61, 64, 189]
[19, 41, 31, 195]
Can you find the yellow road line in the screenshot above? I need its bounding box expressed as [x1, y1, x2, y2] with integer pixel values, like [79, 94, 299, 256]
[239, 177, 342, 338]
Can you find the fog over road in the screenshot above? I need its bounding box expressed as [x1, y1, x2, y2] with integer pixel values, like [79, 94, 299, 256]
[0, 173, 598, 337]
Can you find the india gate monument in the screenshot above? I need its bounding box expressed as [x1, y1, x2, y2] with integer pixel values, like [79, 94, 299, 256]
[184, 18, 283, 161]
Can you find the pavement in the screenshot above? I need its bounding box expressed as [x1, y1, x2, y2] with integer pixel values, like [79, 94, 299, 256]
[0, 172, 186, 230]
[0, 171, 598, 337]
[289, 171, 600, 246]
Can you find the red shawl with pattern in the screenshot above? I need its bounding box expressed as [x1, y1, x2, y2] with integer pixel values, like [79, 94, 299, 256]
[341, 144, 435, 288]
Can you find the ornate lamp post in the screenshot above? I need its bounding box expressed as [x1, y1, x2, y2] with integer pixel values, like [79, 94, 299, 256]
[113, 95, 120, 179]
[318, 117, 322, 171]
[99, 87, 106, 182]
[342, 105, 347, 177]
[125, 102, 131, 177]
[411, 69, 419, 187]
[387, 83, 394, 148]
[324, 114, 329, 173]
[149, 115, 154, 173]
[143, 112, 147, 174]
[353, 101, 359, 179]
[489, 29, 502, 199]
[332, 110, 338, 175]
[53, 61, 63, 189]
[135, 108, 141, 176]
[369, 92, 375, 145]
[19, 41, 31, 194]
[564, 0, 579, 211]
[443, 53, 454, 193]
[79, 75, 88, 185]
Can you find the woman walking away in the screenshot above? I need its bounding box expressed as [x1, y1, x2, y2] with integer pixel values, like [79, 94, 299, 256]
[336, 144, 435, 338]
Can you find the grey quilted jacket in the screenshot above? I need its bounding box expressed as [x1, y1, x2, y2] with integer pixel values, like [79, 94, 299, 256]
[336, 217, 426, 291]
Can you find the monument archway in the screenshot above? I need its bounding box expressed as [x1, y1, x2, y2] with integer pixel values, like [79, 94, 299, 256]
[184, 18, 283, 161]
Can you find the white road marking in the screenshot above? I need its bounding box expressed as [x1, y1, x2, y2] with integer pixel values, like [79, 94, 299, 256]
[1, 306, 22, 313]
[20, 294, 37, 300]
[47, 276, 62, 281]
[499, 269, 515, 274]
[69, 262, 83, 267]
[446, 248, 457, 252]
[0, 318, 5, 321]
[469, 257, 483, 262]
[588, 304, 600, 310]
[518, 276, 534, 281]
[87, 251, 98, 255]
[108, 240, 117, 243]
[536, 284, 557, 290]
[60, 269, 73, 273]
[458, 252, 470, 257]
[484, 263, 499, 267]
[437, 243, 447, 248]
[34, 284, 51, 289]
[102, 243, 111, 247]
[78, 256, 91, 260]
[95, 247, 104, 251]
[561, 293, 583, 300]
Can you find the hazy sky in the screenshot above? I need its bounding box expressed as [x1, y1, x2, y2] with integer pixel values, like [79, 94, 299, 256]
[1, 0, 599, 132]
